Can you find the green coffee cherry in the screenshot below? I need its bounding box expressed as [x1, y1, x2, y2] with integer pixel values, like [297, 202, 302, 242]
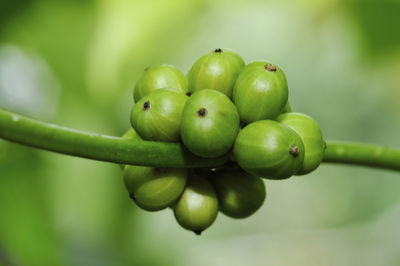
[233, 120, 305, 179]
[134, 64, 188, 102]
[119, 128, 143, 169]
[212, 168, 266, 219]
[233, 61, 289, 123]
[174, 175, 219, 235]
[180, 89, 240, 158]
[277, 112, 324, 175]
[123, 166, 187, 211]
[188, 48, 245, 98]
[130, 89, 188, 142]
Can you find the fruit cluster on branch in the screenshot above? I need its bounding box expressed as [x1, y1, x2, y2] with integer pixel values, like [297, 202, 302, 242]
[122, 48, 325, 235]
[0, 49, 398, 234]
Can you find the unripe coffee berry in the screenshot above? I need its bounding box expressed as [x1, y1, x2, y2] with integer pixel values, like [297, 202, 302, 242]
[123, 166, 187, 211]
[233, 120, 305, 179]
[277, 112, 325, 175]
[130, 89, 188, 142]
[233, 61, 289, 123]
[180, 89, 240, 158]
[212, 168, 266, 218]
[134, 64, 188, 102]
[188, 48, 245, 98]
[174, 175, 219, 235]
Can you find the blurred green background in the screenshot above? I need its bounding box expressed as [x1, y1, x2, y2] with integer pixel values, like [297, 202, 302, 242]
[1, 0, 400, 265]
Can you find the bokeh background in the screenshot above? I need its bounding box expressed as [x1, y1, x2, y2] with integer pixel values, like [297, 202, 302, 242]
[1, 0, 400, 265]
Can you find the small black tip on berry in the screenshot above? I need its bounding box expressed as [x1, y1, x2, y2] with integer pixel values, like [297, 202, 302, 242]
[264, 64, 277, 72]
[144, 66, 150, 72]
[143, 101, 150, 110]
[197, 108, 207, 117]
[129, 193, 136, 201]
[214, 48, 222, 53]
[186, 92, 192, 97]
[194, 230, 202, 235]
[289, 144, 299, 157]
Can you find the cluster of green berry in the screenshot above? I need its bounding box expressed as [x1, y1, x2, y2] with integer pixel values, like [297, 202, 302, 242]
[121, 48, 325, 235]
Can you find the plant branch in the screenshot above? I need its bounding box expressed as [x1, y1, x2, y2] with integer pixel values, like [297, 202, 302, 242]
[1, 108, 400, 171]
[323, 141, 400, 171]
[0, 108, 228, 168]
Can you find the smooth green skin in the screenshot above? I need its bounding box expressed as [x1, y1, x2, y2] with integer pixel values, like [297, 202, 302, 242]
[134, 64, 188, 103]
[180, 89, 240, 158]
[233, 61, 289, 123]
[212, 169, 266, 219]
[174, 175, 219, 234]
[131, 89, 188, 142]
[277, 112, 325, 175]
[233, 120, 305, 179]
[123, 166, 187, 211]
[119, 128, 143, 169]
[281, 101, 292, 113]
[188, 48, 245, 98]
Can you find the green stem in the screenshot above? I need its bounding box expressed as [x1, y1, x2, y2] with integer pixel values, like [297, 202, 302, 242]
[0, 108, 400, 171]
[323, 141, 400, 171]
[0, 108, 228, 168]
